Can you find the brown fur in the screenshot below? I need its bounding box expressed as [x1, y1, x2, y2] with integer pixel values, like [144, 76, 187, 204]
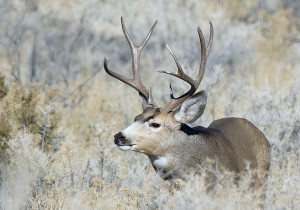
[127, 109, 270, 179]
[106, 19, 270, 208]
[117, 108, 270, 208]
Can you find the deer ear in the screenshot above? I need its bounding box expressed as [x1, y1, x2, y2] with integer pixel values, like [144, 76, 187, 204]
[174, 90, 207, 124]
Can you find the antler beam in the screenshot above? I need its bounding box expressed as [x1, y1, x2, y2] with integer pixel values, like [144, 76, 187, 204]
[104, 17, 157, 105]
[160, 22, 213, 113]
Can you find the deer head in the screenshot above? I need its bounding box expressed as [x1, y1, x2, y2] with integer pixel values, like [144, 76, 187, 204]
[104, 17, 213, 157]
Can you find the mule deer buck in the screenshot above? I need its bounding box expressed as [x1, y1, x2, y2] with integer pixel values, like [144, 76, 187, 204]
[104, 17, 270, 195]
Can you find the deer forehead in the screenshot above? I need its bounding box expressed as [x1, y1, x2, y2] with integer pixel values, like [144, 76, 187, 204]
[134, 107, 161, 122]
[134, 108, 175, 125]
[122, 109, 176, 137]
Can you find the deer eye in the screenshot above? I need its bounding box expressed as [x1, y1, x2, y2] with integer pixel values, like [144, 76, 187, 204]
[149, 123, 161, 128]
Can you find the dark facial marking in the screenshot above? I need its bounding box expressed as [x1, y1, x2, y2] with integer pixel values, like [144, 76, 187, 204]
[134, 107, 160, 123]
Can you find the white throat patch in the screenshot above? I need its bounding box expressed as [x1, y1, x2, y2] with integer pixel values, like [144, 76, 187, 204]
[153, 157, 168, 169]
[118, 145, 134, 151]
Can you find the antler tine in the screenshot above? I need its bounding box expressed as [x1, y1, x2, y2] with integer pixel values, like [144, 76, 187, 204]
[160, 22, 214, 113]
[104, 17, 157, 105]
[159, 45, 197, 92]
[197, 22, 214, 83]
[138, 19, 158, 51]
[206, 21, 214, 56]
[121, 17, 157, 50]
[121, 17, 157, 80]
[197, 26, 207, 84]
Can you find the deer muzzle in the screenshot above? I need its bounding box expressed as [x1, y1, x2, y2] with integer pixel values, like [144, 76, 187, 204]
[114, 132, 126, 145]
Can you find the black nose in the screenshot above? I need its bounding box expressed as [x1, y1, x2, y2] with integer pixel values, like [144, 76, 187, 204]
[114, 132, 126, 145]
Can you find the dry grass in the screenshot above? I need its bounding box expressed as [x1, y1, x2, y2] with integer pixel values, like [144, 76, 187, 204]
[0, 0, 299, 209]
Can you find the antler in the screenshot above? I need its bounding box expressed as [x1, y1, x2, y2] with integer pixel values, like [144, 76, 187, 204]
[159, 22, 213, 113]
[104, 17, 157, 106]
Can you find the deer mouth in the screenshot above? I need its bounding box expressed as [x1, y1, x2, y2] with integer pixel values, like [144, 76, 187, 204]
[118, 144, 136, 151]
[115, 140, 135, 150]
[114, 132, 136, 150]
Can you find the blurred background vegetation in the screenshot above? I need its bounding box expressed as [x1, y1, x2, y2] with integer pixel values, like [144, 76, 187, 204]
[0, 0, 299, 209]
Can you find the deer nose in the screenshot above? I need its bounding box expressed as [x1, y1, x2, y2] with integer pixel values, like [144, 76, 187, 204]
[114, 132, 126, 144]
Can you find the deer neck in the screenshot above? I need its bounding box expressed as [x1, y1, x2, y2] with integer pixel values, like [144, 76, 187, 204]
[147, 126, 209, 180]
[149, 155, 180, 180]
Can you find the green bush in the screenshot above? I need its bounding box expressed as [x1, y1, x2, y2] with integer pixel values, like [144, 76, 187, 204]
[0, 73, 8, 100]
[0, 75, 60, 153]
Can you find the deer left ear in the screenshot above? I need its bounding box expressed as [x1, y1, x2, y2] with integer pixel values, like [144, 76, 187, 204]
[174, 90, 207, 124]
